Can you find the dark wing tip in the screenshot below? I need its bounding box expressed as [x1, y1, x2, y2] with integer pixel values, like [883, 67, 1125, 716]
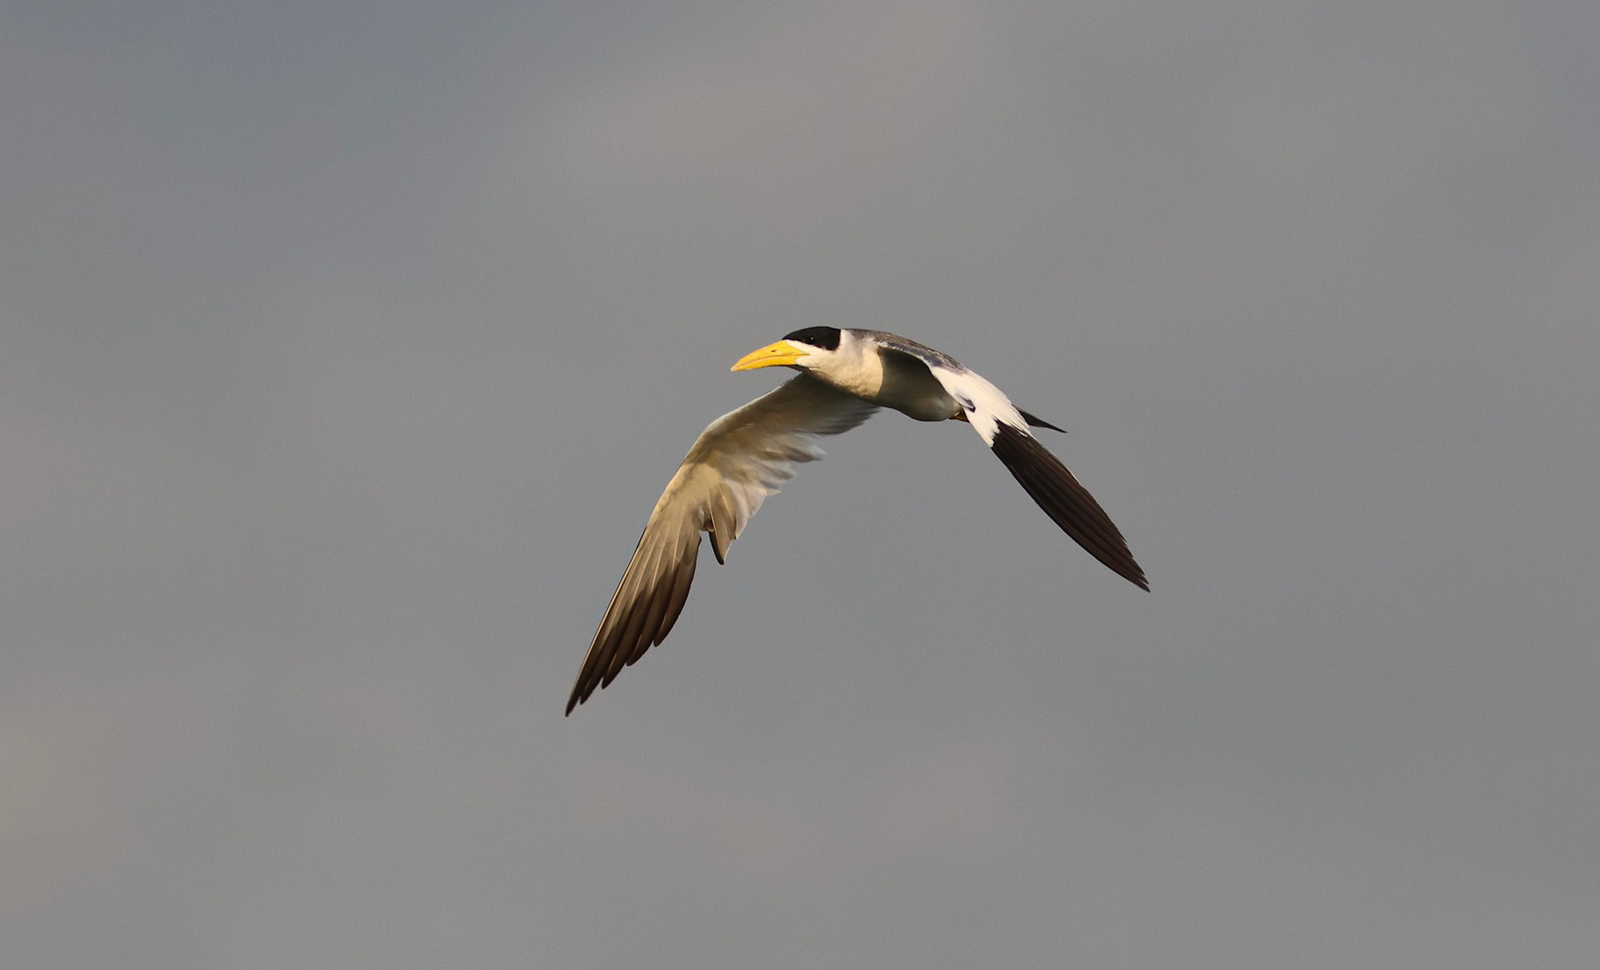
[1018, 408, 1067, 434]
[989, 422, 1148, 590]
[566, 531, 701, 715]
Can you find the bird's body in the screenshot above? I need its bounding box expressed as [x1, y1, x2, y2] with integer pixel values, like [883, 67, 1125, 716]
[788, 329, 959, 421]
[566, 327, 1145, 714]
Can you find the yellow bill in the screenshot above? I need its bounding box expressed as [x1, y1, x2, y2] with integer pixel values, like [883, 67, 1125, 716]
[731, 340, 807, 371]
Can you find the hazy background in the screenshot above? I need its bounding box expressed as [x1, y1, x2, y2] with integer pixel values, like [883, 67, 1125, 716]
[3, 1, 1597, 966]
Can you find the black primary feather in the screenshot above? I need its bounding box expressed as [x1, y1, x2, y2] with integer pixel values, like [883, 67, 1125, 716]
[988, 423, 1147, 590]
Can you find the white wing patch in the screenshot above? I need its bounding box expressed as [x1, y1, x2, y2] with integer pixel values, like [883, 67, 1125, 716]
[923, 363, 1027, 444]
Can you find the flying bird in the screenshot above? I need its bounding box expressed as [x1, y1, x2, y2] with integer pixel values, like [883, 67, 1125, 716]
[567, 327, 1146, 714]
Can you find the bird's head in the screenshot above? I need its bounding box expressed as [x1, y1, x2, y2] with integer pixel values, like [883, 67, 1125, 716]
[730, 327, 843, 373]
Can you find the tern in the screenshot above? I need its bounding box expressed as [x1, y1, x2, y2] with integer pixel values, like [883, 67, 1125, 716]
[567, 327, 1145, 714]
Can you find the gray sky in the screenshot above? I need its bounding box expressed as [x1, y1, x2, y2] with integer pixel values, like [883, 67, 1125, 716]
[3, 1, 1597, 967]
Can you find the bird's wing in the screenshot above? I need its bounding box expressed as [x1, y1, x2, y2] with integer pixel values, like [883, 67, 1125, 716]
[984, 421, 1148, 590]
[567, 374, 878, 713]
[888, 348, 1149, 591]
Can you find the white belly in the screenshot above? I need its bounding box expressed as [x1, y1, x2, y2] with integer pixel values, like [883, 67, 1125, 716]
[874, 354, 958, 421]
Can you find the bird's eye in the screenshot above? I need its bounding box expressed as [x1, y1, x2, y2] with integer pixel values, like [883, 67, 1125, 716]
[781, 326, 841, 350]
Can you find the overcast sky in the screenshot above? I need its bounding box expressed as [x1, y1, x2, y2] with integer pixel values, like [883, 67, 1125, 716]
[3, 1, 1597, 967]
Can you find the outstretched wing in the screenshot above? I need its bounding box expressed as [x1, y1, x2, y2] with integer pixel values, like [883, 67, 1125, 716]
[985, 421, 1148, 590]
[567, 375, 877, 714]
[911, 354, 1149, 591]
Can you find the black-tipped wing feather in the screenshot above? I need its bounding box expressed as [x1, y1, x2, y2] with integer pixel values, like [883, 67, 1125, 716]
[1017, 408, 1066, 433]
[567, 375, 878, 714]
[573, 515, 702, 715]
[989, 423, 1148, 590]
